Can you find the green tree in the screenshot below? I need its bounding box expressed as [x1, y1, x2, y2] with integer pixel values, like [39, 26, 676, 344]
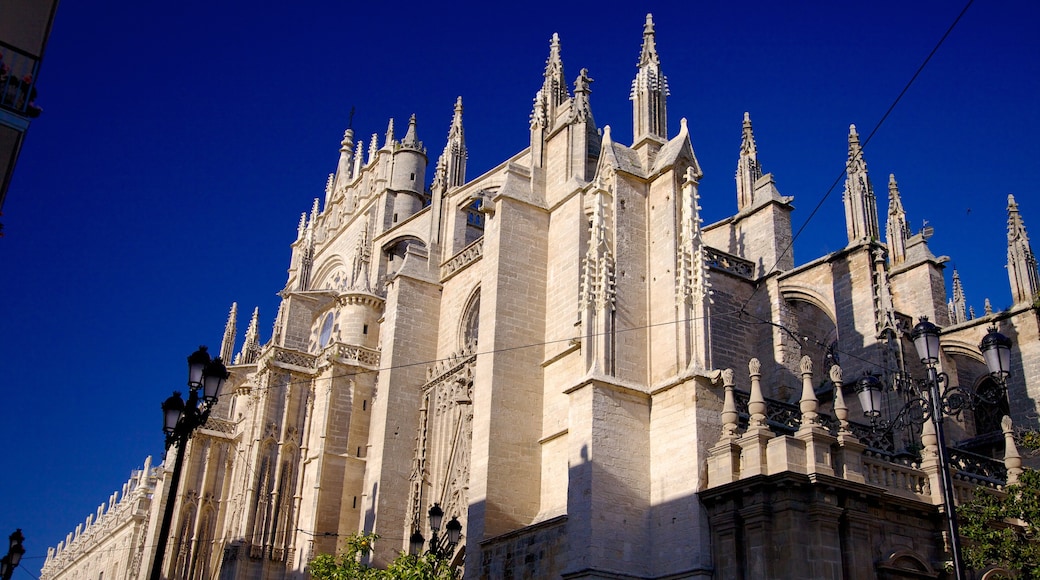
[309, 533, 459, 580]
[958, 435, 1040, 578]
[308, 533, 383, 580]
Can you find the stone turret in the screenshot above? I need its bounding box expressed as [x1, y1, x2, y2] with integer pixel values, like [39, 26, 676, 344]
[389, 114, 428, 224]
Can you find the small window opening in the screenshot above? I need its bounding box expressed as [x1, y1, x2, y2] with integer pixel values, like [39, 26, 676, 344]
[394, 212, 399, 223]
[363, 324, 369, 335]
[353, 496, 357, 509]
[362, 399, 368, 411]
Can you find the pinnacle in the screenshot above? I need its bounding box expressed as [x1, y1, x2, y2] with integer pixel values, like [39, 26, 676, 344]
[639, 13, 660, 66]
[402, 113, 421, 147]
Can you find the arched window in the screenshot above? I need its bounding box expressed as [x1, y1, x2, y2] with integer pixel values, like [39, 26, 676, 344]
[461, 289, 480, 352]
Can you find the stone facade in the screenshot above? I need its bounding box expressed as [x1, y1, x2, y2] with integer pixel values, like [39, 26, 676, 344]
[43, 14, 1040, 580]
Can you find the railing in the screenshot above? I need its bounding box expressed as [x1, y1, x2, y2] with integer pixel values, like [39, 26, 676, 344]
[733, 389, 885, 450]
[731, 388, 1007, 488]
[704, 247, 755, 279]
[0, 41, 42, 117]
[271, 348, 317, 370]
[949, 447, 1007, 489]
[327, 343, 381, 368]
[201, 416, 237, 437]
[862, 450, 932, 502]
[441, 238, 483, 279]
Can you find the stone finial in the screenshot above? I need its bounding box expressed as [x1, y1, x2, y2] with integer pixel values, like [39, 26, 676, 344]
[831, 365, 852, 434]
[719, 368, 738, 439]
[985, 298, 993, 315]
[749, 357, 761, 375]
[747, 358, 766, 428]
[800, 355, 813, 375]
[1002, 415, 1023, 484]
[829, 364, 842, 384]
[798, 355, 818, 425]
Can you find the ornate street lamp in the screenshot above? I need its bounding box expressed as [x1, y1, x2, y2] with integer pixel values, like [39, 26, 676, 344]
[409, 503, 463, 561]
[149, 346, 229, 580]
[0, 529, 24, 580]
[855, 317, 1014, 580]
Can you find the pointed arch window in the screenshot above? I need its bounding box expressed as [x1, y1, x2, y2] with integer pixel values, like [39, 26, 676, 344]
[461, 290, 480, 352]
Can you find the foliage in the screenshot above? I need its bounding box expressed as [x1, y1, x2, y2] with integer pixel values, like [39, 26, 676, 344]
[384, 551, 458, 580]
[308, 533, 383, 580]
[309, 533, 459, 580]
[958, 452, 1040, 577]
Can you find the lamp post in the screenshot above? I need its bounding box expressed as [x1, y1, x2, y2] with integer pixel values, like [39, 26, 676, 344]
[149, 346, 229, 580]
[0, 530, 24, 580]
[409, 503, 463, 563]
[855, 317, 1013, 580]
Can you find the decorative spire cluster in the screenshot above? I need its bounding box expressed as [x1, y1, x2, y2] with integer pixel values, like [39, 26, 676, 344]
[843, 124, 880, 244]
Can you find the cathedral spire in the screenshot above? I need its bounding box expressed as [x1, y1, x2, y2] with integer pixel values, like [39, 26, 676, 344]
[735, 112, 762, 211]
[436, 97, 467, 190]
[843, 124, 880, 244]
[383, 119, 395, 150]
[531, 33, 568, 132]
[1007, 194, 1040, 304]
[353, 140, 365, 176]
[949, 269, 967, 324]
[220, 302, 238, 364]
[401, 114, 422, 150]
[630, 13, 669, 145]
[885, 174, 910, 265]
[236, 307, 261, 365]
[334, 127, 355, 190]
[368, 133, 379, 164]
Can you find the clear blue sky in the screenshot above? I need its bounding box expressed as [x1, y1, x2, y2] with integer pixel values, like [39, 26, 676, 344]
[2, 0, 1038, 572]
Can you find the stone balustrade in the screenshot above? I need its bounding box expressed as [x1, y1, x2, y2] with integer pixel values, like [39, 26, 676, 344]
[706, 357, 1017, 508]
